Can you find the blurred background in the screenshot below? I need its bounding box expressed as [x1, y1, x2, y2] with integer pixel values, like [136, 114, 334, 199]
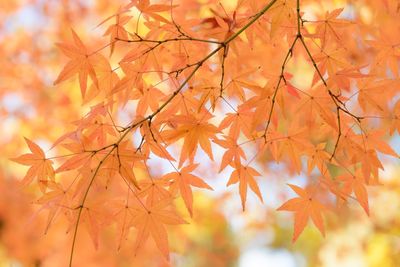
[1, 0, 399, 266]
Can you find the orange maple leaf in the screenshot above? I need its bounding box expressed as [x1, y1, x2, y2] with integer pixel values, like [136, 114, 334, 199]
[227, 164, 263, 211]
[54, 29, 99, 98]
[213, 135, 246, 172]
[163, 113, 219, 167]
[101, 11, 131, 56]
[277, 184, 326, 242]
[338, 172, 370, 215]
[131, 198, 186, 260]
[163, 164, 213, 217]
[128, 0, 173, 23]
[11, 138, 54, 192]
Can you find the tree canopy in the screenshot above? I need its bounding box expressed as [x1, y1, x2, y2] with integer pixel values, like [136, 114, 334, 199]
[2, 0, 400, 266]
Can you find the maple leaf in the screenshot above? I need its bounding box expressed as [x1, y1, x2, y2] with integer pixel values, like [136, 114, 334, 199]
[138, 177, 172, 206]
[357, 78, 396, 113]
[367, 32, 400, 77]
[159, 89, 201, 118]
[100, 9, 132, 56]
[311, 45, 350, 87]
[111, 62, 143, 96]
[276, 127, 311, 174]
[37, 180, 72, 233]
[108, 198, 135, 250]
[295, 85, 338, 130]
[127, 0, 173, 23]
[74, 193, 110, 250]
[218, 105, 256, 140]
[337, 173, 369, 215]
[363, 130, 398, 157]
[140, 121, 175, 161]
[131, 198, 186, 260]
[135, 84, 166, 116]
[227, 164, 263, 211]
[305, 143, 331, 175]
[268, 0, 296, 38]
[54, 29, 99, 98]
[162, 112, 219, 167]
[357, 149, 383, 183]
[310, 8, 353, 49]
[224, 68, 261, 100]
[83, 55, 120, 104]
[213, 135, 246, 172]
[55, 140, 92, 173]
[202, 8, 240, 41]
[11, 138, 54, 192]
[163, 163, 213, 216]
[277, 184, 326, 242]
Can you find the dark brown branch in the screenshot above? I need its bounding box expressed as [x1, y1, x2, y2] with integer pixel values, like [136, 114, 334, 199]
[330, 107, 342, 160]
